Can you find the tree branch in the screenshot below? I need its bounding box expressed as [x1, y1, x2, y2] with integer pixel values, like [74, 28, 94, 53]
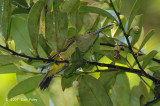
[100, 43, 160, 63]
[0, 45, 69, 63]
[109, 0, 160, 104]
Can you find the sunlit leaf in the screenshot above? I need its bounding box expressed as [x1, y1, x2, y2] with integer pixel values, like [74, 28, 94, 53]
[0, 0, 11, 40]
[28, 1, 44, 54]
[139, 30, 155, 52]
[8, 75, 43, 99]
[79, 75, 113, 106]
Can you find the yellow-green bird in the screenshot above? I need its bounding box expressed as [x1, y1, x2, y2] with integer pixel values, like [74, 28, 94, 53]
[39, 24, 113, 90]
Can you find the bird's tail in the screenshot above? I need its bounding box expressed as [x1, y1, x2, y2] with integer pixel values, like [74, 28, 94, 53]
[39, 73, 54, 90]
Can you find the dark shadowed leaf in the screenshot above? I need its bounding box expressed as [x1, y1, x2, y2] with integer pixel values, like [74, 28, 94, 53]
[28, 1, 44, 53]
[55, 10, 68, 51]
[12, 0, 28, 7]
[45, 12, 57, 51]
[39, 34, 51, 55]
[71, 48, 83, 65]
[79, 75, 113, 106]
[0, 0, 11, 40]
[8, 75, 43, 99]
[142, 50, 158, 69]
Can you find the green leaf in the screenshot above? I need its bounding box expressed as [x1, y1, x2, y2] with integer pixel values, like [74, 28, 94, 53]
[50, 77, 79, 106]
[133, 55, 145, 67]
[61, 0, 79, 14]
[79, 75, 113, 106]
[45, 12, 57, 51]
[55, 10, 68, 51]
[71, 48, 83, 65]
[0, 0, 11, 40]
[70, 10, 84, 31]
[120, 0, 136, 18]
[8, 75, 43, 99]
[83, 13, 94, 31]
[111, 72, 130, 106]
[0, 55, 21, 66]
[25, 88, 49, 106]
[61, 75, 79, 91]
[130, 81, 148, 106]
[64, 48, 83, 75]
[10, 16, 33, 55]
[79, 6, 116, 21]
[12, 7, 30, 15]
[12, 0, 28, 7]
[28, 1, 44, 53]
[39, 34, 51, 55]
[99, 71, 119, 93]
[139, 30, 155, 51]
[0, 64, 20, 73]
[148, 66, 160, 72]
[130, 14, 143, 46]
[128, 0, 144, 29]
[142, 50, 158, 69]
[68, 27, 78, 37]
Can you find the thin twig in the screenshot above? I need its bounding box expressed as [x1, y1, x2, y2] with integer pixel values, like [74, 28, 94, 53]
[143, 96, 160, 106]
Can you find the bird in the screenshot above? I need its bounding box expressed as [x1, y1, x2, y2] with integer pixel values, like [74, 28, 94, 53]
[39, 24, 113, 90]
